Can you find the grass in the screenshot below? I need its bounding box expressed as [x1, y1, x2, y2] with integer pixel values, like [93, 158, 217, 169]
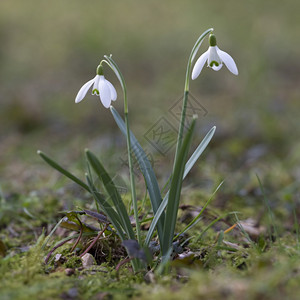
[1, 0, 300, 299]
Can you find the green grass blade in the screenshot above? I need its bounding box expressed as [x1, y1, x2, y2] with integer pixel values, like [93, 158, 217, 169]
[195, 212, 232, 242]
[256, 174, 279, 242]
[85, 174, 125, 240]
[234, 212, 256, 248]
[42, 217, 65, 249]
[173, 181, 223, 240]
[161, 118, 196, 256]
[37, 150, 90, 192]
[85, 149, 135, 240]
[145, 126, 215, 246]
[110, 106, 165, 241]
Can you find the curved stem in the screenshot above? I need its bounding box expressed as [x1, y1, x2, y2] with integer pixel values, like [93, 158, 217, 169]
[103, 55, 141, 245]
[124, 112, 141, 244]
[173, 28, 213, 164]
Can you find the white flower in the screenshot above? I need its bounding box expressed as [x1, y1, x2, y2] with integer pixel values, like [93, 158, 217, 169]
[75, 74, 117, 108]
[192, 34, 238, 79]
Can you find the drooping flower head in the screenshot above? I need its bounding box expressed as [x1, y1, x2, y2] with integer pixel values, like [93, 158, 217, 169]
[192, 34, 238, 79]
[75, 64, 117, 108]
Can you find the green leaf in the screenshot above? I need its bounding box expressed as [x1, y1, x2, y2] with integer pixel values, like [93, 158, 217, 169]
[37, 150, 90, 192]
[195, 212, 234, 242]
[60, 219, 98, 233]
[85, 174, 125, 240]
[155, 246, 173, 275]
[110, 106, 165, 242]
[144, 126, 215, 246]
[85, 149, 135, 240]
[42, 217, 65, 249]
[173, 181, 223, 240]
[145, 194, 169, 246]
[83, 209, 109, 224]
[183, 126, 215, 178]
[161, 118, 196, 256]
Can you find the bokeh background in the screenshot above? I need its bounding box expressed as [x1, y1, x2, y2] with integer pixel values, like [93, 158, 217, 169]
[0, 0, 299, 210]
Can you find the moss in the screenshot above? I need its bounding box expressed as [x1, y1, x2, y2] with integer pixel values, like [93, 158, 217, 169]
[63, 255, 82, 269]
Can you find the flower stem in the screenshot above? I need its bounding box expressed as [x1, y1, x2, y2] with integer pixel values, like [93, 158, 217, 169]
[174, 28, 213, 165]
[103, 55, 141, 245]
[120, 60, 141, 245]
[103, 56, 142, 272]
[124, 112, 141, 245]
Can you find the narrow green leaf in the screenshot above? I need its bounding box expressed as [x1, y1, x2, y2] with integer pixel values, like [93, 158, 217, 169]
[256, 174, 279, 241]
[42, 217, 65, 249]
[155, 246, 173, 275]
[83, 209, 109, 224]
[37, 150, 90, 192]
[161, 118, 196, 256]
[234, 212, 255, 247]
[145, 126, 215, 246]
[87, 172, 142, 271]
[183, 126, 216, 178]
[86, 174, 125, 240]
[60, 219, 99, 233]
[110, 106, 165, 242]
[85, 149, 135, 240]
[174, 181, 223, 240]
[195, 212, 234, 242]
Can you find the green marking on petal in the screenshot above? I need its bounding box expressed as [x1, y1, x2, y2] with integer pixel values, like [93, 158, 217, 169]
[92, 89, 99, 95]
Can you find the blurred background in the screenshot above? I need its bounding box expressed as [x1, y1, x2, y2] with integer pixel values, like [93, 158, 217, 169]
[0, 0, 299, 214]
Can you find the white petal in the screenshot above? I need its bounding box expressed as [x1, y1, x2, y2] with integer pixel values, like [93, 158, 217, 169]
[105, 79, 117, 101]
[99, 76, 111, 108]
[92, 75, 100, 95]
[207, 46, 222, 67]
[191, 50, 209, 80]
[216, 47, 238, 75]
[75, 77, 96, 103]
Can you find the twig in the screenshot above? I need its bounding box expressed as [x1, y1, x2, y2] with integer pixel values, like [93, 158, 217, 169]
[44, 235, 78, 264]
[80, 224, 109, 257]
[70, 216, 83, 252]
[115, 257, 133, 280]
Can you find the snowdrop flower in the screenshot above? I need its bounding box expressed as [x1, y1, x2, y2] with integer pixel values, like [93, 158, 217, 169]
[75, 64, 117, 108]
[192, 34, 238, 79]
